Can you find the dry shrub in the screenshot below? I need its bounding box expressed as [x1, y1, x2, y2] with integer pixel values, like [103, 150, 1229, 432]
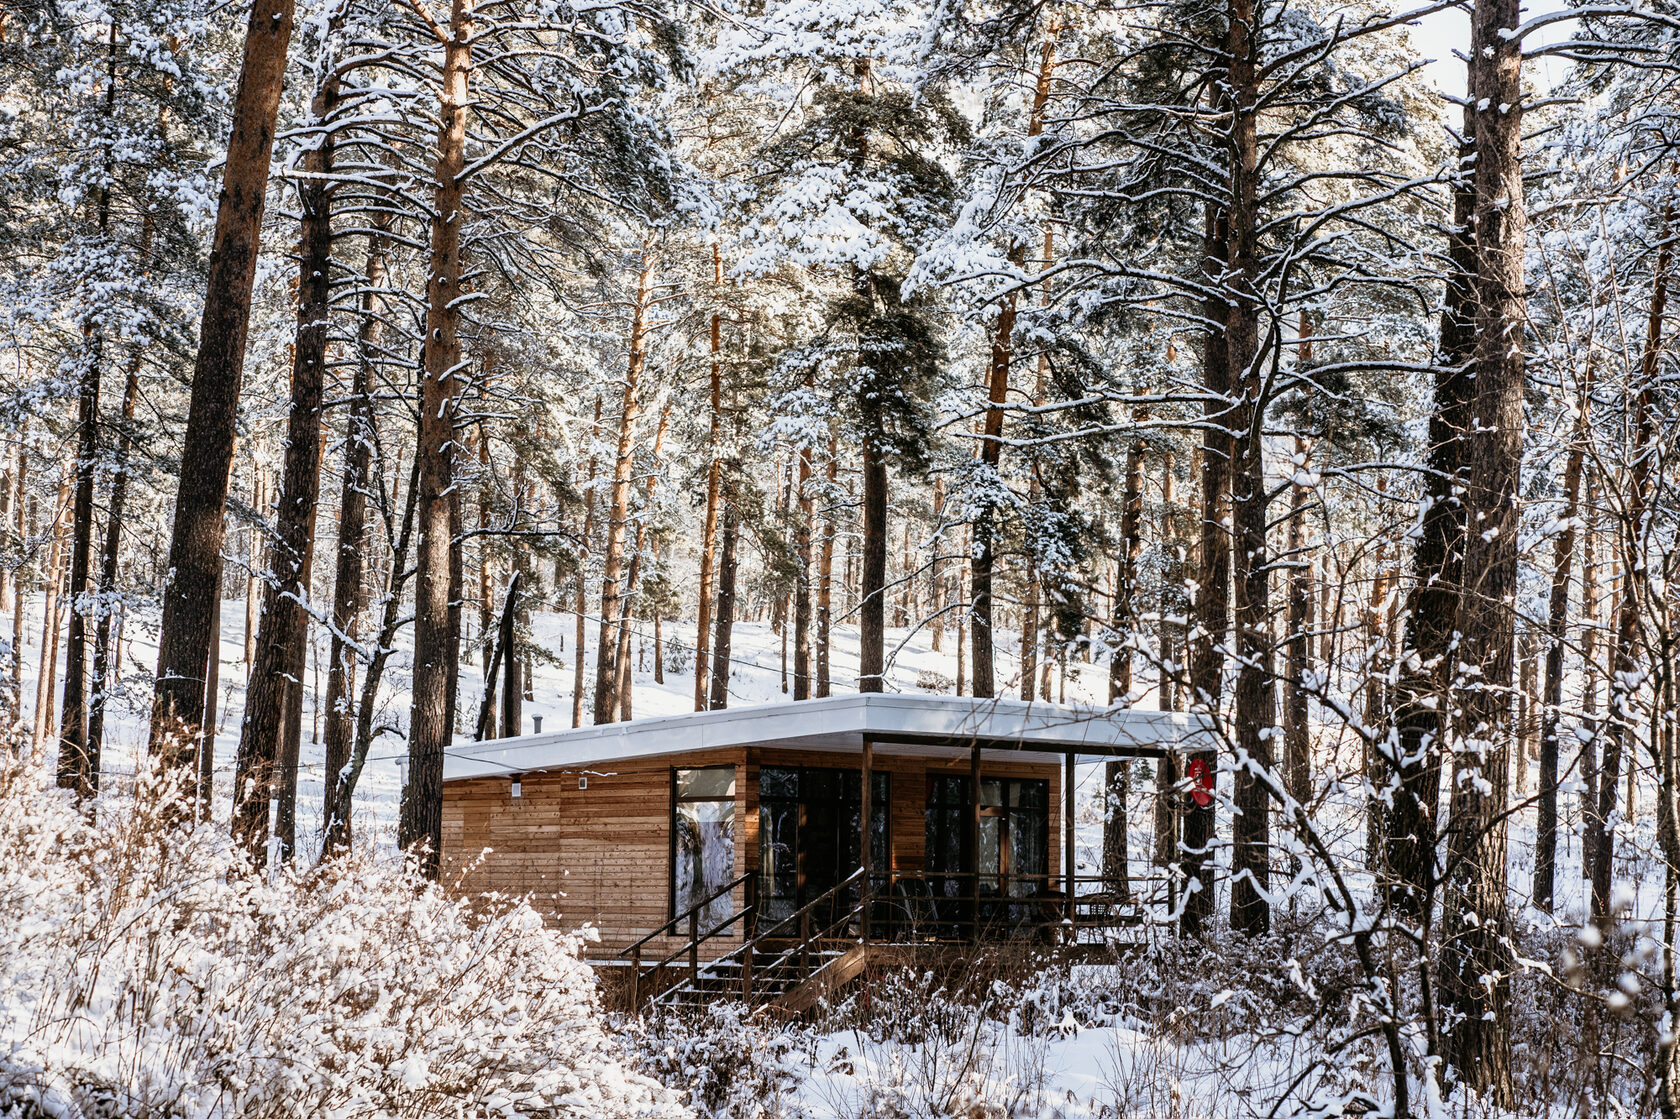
[0, 750, 689, 1119]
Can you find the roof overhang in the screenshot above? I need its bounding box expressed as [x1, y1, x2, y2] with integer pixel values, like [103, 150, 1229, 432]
[441, 694, 1215, 781]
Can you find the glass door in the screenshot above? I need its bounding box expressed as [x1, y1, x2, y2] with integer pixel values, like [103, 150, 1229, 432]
[758, 765, 889, 932]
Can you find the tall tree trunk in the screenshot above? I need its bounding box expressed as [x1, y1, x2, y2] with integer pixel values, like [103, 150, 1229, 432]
[956, 525, 968, 696]
[613, 402, 669, 721]
[572, 397, 601, 728]
[816, 438, 837, 697]
[858, 429, 888, 693]
[708, 493, 738, 710]
[1581, 470, 1600, 868]
[929, 476, 946, 654]
[1284, 435, 1313, 807]
[1020, 574, 1040, 701]
[970, 297, 1009, 703]
[594, 254, 652, 724]
[1182, 201, 1231, 938]
[34, 471, 71, 750]
[321, 223, 387, 844]
[1110, 408, 1146, 703]
[1532, 367, 1586, 909]
[86, 207, 153, 771]
[400, 0, 474, 878]
[501, 573, 521, 736]
[793, 392, 814, 700]
[476, 431, 495, 679]
[1439, 0, 1525, 1093]
[1156, 450, 1181, 870]
[233, 53, 338, 862]
[1225, 0, 1272, 934]
[1362, 484, 1393, 868]
[1387, 117, 1476, 915]
[245, 468, 263, 665]
[694, 246, 724, 711]
[1590, 206, 1669, 934]
[7, 426, 24, 715]
[8, 427, 26, 715]
[972, 32, 1056, 700]
[322, 447, 419, 858]
[149, 0, 296, 783]
[1104, 408, 1145, 892]
[57, 28, 120, 794]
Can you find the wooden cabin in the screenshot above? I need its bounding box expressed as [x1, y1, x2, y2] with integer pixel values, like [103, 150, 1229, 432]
[442, 694, 1205, 975]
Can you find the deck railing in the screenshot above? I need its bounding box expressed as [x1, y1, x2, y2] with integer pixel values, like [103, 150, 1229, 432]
[615, 866, 1172, 1013]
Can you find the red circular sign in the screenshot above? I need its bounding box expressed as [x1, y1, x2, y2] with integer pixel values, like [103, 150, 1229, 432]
[1187, 758, 1214, 809]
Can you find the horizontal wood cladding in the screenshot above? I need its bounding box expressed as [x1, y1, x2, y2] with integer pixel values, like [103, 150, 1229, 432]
[442, 741, 1065, 958]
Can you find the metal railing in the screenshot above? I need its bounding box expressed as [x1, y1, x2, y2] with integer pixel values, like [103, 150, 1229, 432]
[617, 866, 1169, 1012]
[619, 870, 756, 1010]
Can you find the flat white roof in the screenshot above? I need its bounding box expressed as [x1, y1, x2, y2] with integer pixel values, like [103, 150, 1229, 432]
[442, 693, 1213, 781]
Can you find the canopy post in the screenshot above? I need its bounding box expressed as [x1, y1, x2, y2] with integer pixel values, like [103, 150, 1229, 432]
[861, 736, 873, 941]
[969, 740, 982, 942]
[1065, 751, 1077, 925]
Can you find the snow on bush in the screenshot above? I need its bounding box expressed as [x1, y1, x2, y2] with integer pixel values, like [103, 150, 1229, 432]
[0, 751, 690, 1119]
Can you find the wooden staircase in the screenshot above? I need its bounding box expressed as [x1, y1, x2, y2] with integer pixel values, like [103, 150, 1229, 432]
[622, 869, 873, 1014]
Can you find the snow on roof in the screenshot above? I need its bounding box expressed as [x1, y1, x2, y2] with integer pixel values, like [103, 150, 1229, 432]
[442, 693, 1213, 780]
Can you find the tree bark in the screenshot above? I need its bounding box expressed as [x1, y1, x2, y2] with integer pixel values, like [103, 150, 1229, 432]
[321, 222, 387, 844]
[694, 246, 725, 711]
[793, 394, 814, 700]
[1533, 368, 1587, 910]
[858, 428, 888, 693]
[708, 493, 738, 710]
[1225, 0, 1272, 933]
[56, 23, 120, 794]
[86, 207, 152, 774]
[971, 33, 1056, 701]
[34, 471, 72, 750]
[594, 253, 652, 724]
[612, 402, 669, 721]
[1284, 435, 1313, 807]
[1181, 191, 1233, 938]
[1590, 207, 1670, 934]
[149, 0, 296, 783]
[1103, 408, 1145, 893]
[815, 438, 837, 697]
[233, 52, 338, 862]
[573, 397, 601, 728]
[1156, 450, 1181, 871]
[400, 0, 474, 878]
[323, 447, 419, 858]
[1387, 117, 1476, 915]
[9, 428, 26, 716]
[1439, 0, 1525, 1093]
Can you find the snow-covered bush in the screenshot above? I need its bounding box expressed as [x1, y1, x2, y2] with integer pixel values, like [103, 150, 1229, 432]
[629, 1004, 800, 1118]
[0, 751, 690, 1119]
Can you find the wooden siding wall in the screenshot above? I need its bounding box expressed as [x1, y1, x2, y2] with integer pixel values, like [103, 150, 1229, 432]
[442, 745, 1064, 958]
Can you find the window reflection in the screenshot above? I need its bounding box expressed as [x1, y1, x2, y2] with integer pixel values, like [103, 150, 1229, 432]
[673, 767, 736, 928]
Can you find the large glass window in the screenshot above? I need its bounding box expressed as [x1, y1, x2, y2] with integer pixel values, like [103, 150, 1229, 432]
[758, 765, 889, 928]
[672, 766, 737, 928]
[925, 775, 1049, 900]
